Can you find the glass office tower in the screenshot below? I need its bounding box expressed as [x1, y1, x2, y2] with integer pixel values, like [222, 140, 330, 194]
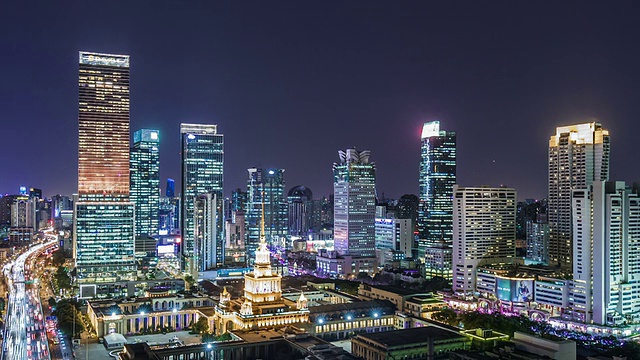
[418, 121, 456, 279]
[180, 123, 224, 274]
[130, 129, 160, 236]
[245, 168, 288, 262]
[333, 149, 376, 258]
[74, 52, 136, 297]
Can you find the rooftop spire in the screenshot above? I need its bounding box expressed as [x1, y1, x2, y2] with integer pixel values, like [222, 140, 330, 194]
[260, 186, 266, 244]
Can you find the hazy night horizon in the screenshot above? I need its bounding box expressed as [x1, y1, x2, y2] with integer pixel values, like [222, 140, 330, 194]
[2, 1, 639, 200]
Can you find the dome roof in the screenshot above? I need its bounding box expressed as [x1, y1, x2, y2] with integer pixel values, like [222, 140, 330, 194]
[287, 185, 313, 199]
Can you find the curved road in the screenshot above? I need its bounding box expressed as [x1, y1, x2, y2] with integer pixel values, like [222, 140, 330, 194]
[2, 232, 57, 360]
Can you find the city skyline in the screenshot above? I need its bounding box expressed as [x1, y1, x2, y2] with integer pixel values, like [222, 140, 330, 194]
[2, 1, 640, 201]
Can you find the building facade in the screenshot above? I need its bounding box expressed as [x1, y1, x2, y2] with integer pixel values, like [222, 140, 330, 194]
[287, 185, 313, 237]
[193, 192, 224, 273]
[130, 129, 160, 237]
[212, 220, 309, 334]
[452, 186, 517, 295]
[245, 168, 287, 260]
[74, 51, 136, 296]
[180, 123, 224, 274]
[333, 149, 376, 258]
[571, 181, 640, 325]
[548, 122, 609, 272]
[418, 121, 457, 279]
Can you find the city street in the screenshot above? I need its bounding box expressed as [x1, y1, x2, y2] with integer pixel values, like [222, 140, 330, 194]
[2, 233, 58, 360]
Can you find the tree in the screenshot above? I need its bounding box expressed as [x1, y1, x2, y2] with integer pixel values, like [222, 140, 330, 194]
[192, 316, 209, 334]
[432, 308, 458, 327]
[357, 272, 371, 280]
[54, 266, 71, 290]
[53, 300, 84, 336]
[52, 249, 72, 267]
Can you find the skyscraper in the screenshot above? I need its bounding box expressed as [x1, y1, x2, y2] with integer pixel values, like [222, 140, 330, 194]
[418, 121, 456, 279]
[548, 122, 610, 272]
[452, 186, 516, 295]
[333, 148, 376, 257]
[181, 123, 224, 273]
[287, 186, 313, 237]
[245, 168, 287, 260]
[571, 181, 640, 325]
[194, 192, 224, 273]
[130, 129, 160, 236]
[74, 51, 136, 296]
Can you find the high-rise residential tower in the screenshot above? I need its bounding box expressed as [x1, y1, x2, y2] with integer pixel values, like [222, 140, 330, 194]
[452, 186, 516, 295]
[548, 122, 609, 272]
[130, 129, 160, 236]
[418, 121, 456, 279]
[571, 182, 640, 325]
[245, 168, 287, 260]
[181, 123, 224, 274]
[74, 52, 136, 297]
[333, 148, 376, 257]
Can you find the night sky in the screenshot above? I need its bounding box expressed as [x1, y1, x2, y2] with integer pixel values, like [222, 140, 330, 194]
[1, 1, 639, 200]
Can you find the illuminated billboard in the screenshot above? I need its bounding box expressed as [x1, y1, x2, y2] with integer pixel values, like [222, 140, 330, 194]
[496, 277, 534, 302]
[157, 244, 175, 256]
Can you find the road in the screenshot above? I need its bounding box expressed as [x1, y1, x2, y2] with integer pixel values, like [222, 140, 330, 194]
[2, 231, 58, 360]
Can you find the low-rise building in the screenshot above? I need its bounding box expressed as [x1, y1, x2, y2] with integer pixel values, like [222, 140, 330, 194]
[351, 326, 470, 360]
[87, 294, 214, 337]
[303, 299, 397, 341]
[119, 327, 358, 360]
[511, 331, 576, 359]
[316, 251, 377, 278]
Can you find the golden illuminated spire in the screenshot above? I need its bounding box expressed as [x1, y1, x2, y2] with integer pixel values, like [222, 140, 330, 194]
[260, 186, 266, 244]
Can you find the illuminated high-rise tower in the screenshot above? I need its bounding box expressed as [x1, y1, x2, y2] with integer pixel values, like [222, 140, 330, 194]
[181, 123, 224, 274]
[130, 129, 160, 236]
[333, 148, 376, 257]
[418, 121, 456, 279]
[452, 186, 516, 295]
[245, 168, 287, 261]
[74, 52, 136, 297]
[548, 122, 609, 272]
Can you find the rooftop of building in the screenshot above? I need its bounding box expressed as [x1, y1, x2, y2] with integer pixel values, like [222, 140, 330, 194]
[309, 299, 396, 315]
[406, 294, 445, 304]
[354, 326, 466, 348]
[359, 283, 419, 296]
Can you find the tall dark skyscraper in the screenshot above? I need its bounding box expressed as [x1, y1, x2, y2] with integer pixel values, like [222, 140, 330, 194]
[130, 129, 160, 236]
[418, 121, 456, 279]
[74, 51, 136, 297]
[181, 123, 224, 274]
[287, 186, 313, 237]
[333, 149, 376, 257]
[548, 122, 609, 272]
[245, 168, 288, 261]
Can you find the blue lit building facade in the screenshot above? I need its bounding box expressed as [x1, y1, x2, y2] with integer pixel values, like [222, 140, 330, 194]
[418, 121, 456, 279]
[180, 124, 224, 274]
[130, 129, 160, 237]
